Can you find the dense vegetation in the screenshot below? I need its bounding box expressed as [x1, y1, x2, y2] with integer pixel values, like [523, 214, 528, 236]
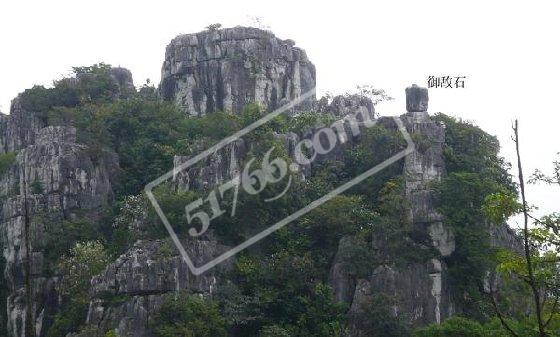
[2, 64, 548, 336]
[151, 293, 227, 337]
[432, 113, 518, 317]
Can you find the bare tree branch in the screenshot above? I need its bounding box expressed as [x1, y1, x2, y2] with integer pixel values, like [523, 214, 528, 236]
[484, 284, 520, 337]
[544, 294, 559, 328]
[514, 120, 547, 337]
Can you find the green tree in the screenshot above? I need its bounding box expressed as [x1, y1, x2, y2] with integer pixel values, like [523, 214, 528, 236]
[433, 114, 517, 317]
[151, 293, 227, 337]
[349, 294, 410, 337]
[482, 122, 560, 337]
[47, 241, 109, 337]
[59, 241, 109, 300]
[414, 316, 510, 337]
[259, 325, 291, 337]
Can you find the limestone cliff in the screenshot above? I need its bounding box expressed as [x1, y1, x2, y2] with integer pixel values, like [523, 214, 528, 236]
[0, 76, 121, 337]
[79, 239, 232, 337]
[159, 26, 316, 116]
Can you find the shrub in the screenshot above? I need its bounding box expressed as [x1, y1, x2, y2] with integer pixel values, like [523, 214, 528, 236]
[46, 301, 89, 337]
[0, 152, 16, 175]
[44, 218, 101, 266]
[104, 330, 119, 337]
[47, 241, 109, 336]
[349, 294, 410, 337]
[413, 316, 513, 337]
[259, 325, 291, 337]
[30, 180, 44, 194]
[150, 292, 227, 337]
[58, 241, 109, 299]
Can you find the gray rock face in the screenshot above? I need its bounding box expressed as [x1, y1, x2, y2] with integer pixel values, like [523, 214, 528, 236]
[159, 26, 316, 116]
[317, 94, 375, 119]
[0, 97, 45, 154]
[406, 85, 429, 112]
[347, 260, 454, 333]
[173, 138, 247, 192]
[83, 239, 232, 337]
[488, 222, 523, 254]
[0, 103, 119, 337]
[328, 236, 358, 304]
[390, 90, 455, 325]
[403, 108, 454, 257]
[109, 67, 136, 95]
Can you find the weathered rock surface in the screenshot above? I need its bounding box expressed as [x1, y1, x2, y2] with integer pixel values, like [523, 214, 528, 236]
[405, 84, 429, 112]
[488, 222, 523, 254]
[402, 99, 454, 257]
[81, 239, 233, 337]
[328, 236, 359, 304]
[347, 260, 454, 333]
[0, 99, 119, 337]
[159, 26, 316, 116]
[173, 138, 247, 192]
[0, 98, 45, 154]
[331, 86, 457, 335]
[316, 94, 375, 119]
[0, 65, 131, 336]
[109, 67, 136, 96]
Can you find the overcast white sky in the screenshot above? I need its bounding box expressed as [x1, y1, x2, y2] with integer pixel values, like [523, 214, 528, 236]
[0, 0, 558, 225]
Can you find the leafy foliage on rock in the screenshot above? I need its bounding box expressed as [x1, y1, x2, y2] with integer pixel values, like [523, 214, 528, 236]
[0, 152, 16, 175]
[151, 293, 227, 337]
[47, 241, 109, 337]
[434, 113, 517, 316]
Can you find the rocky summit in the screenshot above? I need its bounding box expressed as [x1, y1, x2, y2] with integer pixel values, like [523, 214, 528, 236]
[0, 26, 523, 337]
[160, 26, 316, 116]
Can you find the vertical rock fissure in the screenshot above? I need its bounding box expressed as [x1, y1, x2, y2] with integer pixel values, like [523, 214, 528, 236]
[21, 156, 34, 337]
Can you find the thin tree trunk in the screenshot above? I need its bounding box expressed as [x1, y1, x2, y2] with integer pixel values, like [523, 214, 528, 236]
[487, 286, 520, 337]
[514, 120, 546, 337]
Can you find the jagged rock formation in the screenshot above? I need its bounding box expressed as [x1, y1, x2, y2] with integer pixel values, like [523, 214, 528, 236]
[316, 94, 375, 119]
[173, 139, 247, 192]
[329, 86, 456, 334]
[108, 67, 136, 95]
[0, 80, 121, 337]
[402, 90, 454, 259]
[159, 26, 316, 116]
[76, 239, 232, 337]
[0, 98, 45, 154]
